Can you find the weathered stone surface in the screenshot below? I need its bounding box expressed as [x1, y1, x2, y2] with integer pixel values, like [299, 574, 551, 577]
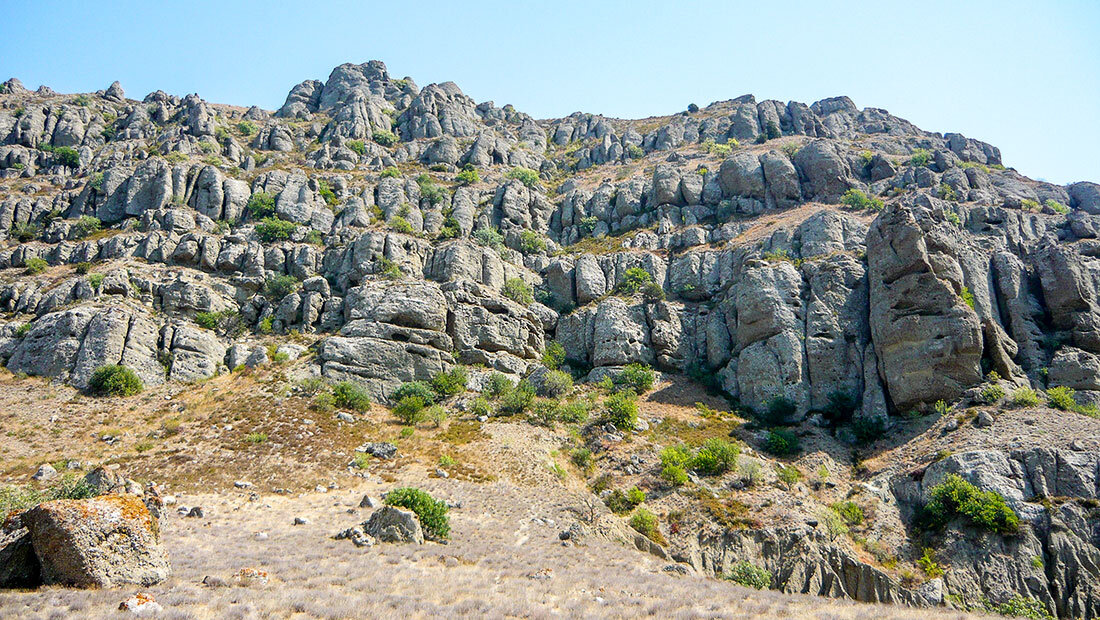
[363, 506, 423, 544]
[22, 494, 170, 588]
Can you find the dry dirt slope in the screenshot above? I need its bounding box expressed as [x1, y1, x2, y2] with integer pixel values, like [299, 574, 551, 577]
[0, 365, 997, 619]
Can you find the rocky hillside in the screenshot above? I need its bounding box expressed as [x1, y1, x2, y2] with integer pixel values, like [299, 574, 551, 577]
[2, 60, 1100, 617]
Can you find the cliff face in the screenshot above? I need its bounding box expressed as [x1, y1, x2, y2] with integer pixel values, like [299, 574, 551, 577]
[2, 61, 1100, 615]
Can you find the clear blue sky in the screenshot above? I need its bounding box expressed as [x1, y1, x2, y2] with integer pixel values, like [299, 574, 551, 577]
[2, 0, 1097, 184]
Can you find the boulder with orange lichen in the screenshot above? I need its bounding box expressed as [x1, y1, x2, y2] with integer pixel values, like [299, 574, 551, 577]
[22, 493, 170, 588]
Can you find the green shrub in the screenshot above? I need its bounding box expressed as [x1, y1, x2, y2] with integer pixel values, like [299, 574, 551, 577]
[616, 362, 655, 393]
[502, 278, 533, 304]
[557, 400, 590, 423]
[255, 217, 297, 242]
[332, 381, 371, 412]
[909, 148, 932, 167]
[497, 381, 535, 415]
[346, 139, 366, 155]
[981, 383, 1006, 404]
[75, 261, 92, 275]
[380, 166, 401, 178]
[236, 120, 258, 136]
[661, 464, 688, 486]
[626, 144, 644, 159]
[726, 561, 771, 590]
[764, 396, 797, 425]
[246, 192, 276, 218]
[605, 486, 645, 513]
[258, 316, 273, 334]
[317, 180, 338, 207]
[777, 464, 803, 489]
[616, 267, 655, 295]
[519, 230, 547, 255]
[960, 285, 976, 309]
[393, 396, 427, 425]
[982, 595, 1054, 620]
[425, 404, 448, 427]
[393, 381, 436, 404]
[245, 431, 268, 444]
[1045, 199, 1069, 215]
[765, 121, 781, 140]
[311, 392, 336, 413]
[917, 547, 944, 578]
[473, 226, 505, 250]
[692, 438, 740, 475]
[15, 323, 32, 338]
[571, 447, 593, 470]
[578, 216, 599, 237]
[194, 309, 236, 330]
[629, 508, 665, 545]
[72, 215, 101, 238]
[263, 274, 299, 300]
[539, 370, 573, 398]
[376, 257, 402, 280]
[455, 166, 479, 185]
[763, 429, 800, 456]
[12, 221, 40, 242]
[505, 167, 540, 188]
[431, 367, 468, 399]
[840, 189, 884, 211]
[921, 473, 1018, 534]
[24, 257, 48, 274]
[385, 487, 450, 539]
[388, 215, 413, 234]
[486, 372, 514, 398]
[831, 501, 864, 526]
[604, 390, 639, 430]
[1, 474, 97, 522]
[88, 364, 143, 397]
[822, 390, 859, 424]
[542, 341, 566, 369]
[851, 416, 887, 443]
[469, 397, 492, 418]
[54, 146, 80, 168]
[1046, 386, 1077, 411]
[937, 183, 958, 202]
[414, 174, 446, 206]
[372, 130, 398, 147]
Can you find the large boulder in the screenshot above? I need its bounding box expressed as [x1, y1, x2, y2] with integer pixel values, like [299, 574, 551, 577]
[22, 494, 170, 588]
[364, 506, 423, 544]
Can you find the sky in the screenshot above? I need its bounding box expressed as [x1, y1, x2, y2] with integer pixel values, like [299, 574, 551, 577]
[2, 0, 1097, 184]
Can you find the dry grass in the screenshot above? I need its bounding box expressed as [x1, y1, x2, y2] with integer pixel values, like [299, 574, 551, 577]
[0, 478, 991, 619]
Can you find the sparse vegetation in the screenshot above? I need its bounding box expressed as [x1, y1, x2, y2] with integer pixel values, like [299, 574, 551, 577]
[264, 274, 300, 300]
[604, 390, 639, 430]
[24, 257, 48, 274]
[505, 167, 540, 188]
[840, 189, 883, 211]
[255, 216, 297, 242]
[763, 428, 800, 456]
[332, 381, 371, 412]
[502, 277, 534, 304]
[372, 130, 398, 147]
[616, 362, 655, 393]
[629, 508, 665, 545]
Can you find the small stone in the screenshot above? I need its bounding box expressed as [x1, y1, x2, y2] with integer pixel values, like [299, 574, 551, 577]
[976, 410, 995, 427]
[187, 506, 204, 518]
[118, 593, 162, 616]
[435, 468, 449, 478]
[234, 480, 253, 489]
[293, 517, 310, 525]
[356, 442, 398, 459]
[526, 568, 553, 580]
[254, 532, 268, 541]
[31, 464, 57, 481]
[477, 415, 488, 422]
[202, 575, 229, 588]
[944, 418, 959, 431]
[359, 495, 378, 508]
[336, 412, 354, 423]
[315, 485, 328, 493]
